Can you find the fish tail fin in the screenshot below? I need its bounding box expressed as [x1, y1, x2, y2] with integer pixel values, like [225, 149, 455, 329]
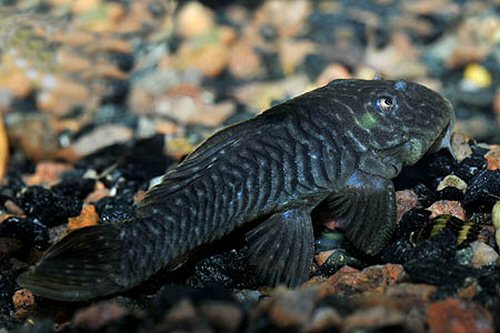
[17, 224, 126, 302]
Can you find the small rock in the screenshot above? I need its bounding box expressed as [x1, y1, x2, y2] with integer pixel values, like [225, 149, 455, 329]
[304, 307, 342, 333]
[68, 204, 99, 231]
[176, 2, 215, 39]
[437, 175, 468, 193]
[198, 301, 243, 333]
[343, 306, 406, 332]
[461, 63, 493, 91]
[25, 162, 73, 186]
[229, 41, 263, 80]
[72, 301, 127, 331]
[493, 201, 500, 248]
[385, 283, 437, 301]
[396, 190, 419, 223]
[324, 264, 407, 297]
[315, 250, 335, 267]
[64, 124, 134, 160]
[484, 146, 500, 171]
[12, 289, 36, 319]
[316, 63, 351, 86]
[463, 170, 500, 209]
[256, 1, 311, 38]
[450, 132, 473, 163]
[427, 298, 494, 333]
[268, 288, 317, 329]
[427, 200, 466, 220]
[6, 113, 60, 161]
[470, 241, 499, 268]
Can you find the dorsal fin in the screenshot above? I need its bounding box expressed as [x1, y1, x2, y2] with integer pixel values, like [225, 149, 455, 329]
[136, 107, 289, 214]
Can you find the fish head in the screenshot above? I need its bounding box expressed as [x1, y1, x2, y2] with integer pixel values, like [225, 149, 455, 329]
[327, 79, 456, 174]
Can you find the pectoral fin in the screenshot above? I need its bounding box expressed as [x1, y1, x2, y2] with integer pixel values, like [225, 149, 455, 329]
[325, 171, 396, 255]
[246, 209, 314, 288]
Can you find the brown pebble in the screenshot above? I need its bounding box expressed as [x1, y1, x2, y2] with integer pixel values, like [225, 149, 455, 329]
[427, 298, 494, 333]
[0, 113, 8, 180]
[436, 175, 468, 193]
[268, 288, 318, 329]
[12, 289, 36, 319]
[325, 264, 407, 297]
[484, 145, 500, 171]
[304, 307, 342, 333]
[198, 301, 243, 333]
[470, 241, 499, 268]
[25, 162, 73, 186]
[229, 41, 262, 80]
[344, 307, 406, 332]
[396, 190, 419, 223]
[68, 205, 99, 231]
[315, 250, 335, 267]
[165, 298, 198, 323]
[3, 200, 25, 216]
[176, 1, 215, 39]
[6, 113, 60, 161]
[72, 301, 127, 331]
[451, 132, 473, 163]
[385, 282, 437, 301]
[427, 200, 467, 221]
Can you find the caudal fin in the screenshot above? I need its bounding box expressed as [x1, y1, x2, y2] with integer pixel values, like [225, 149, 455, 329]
[17, 224, 125, 302]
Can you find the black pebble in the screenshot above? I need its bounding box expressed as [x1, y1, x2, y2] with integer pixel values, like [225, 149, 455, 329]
[463, 169, 500, 212]
[51, 174, 96, 201]
[0, 216, 49, 250]
[16, 186, 82, 227]
[109, 52, 135, 72]
[94, 197, 135, 224]
[102, 79, 130, 104]
[435, 186, 465, 201]
[453, 152, 487, 183]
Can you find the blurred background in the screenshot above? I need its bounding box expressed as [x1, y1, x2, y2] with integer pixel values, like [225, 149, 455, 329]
[0, 0, 499, 177]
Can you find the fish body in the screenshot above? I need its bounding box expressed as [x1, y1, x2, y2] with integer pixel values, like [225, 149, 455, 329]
[18, 79, 455, 301]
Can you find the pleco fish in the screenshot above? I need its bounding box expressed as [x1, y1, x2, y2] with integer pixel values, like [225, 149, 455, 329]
[17, 79, 456, 301]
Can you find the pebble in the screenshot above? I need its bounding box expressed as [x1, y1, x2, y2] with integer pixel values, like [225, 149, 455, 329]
[67, 204, 99, 231]
[304, 307, 342, 333]
[5, 113, 60, 161]
[228, 41, 263, 80]
[451, 133, 473, 163]
[493, 201, 500, 248]
[396, 190, 419, 223]
[25, 162, 72, 186]
[267, 288, 318, 329]
[176, 2, 215, 39]
[461, 63, 493, 91]
[427, 298, 494, 333]
[470, 241, 499, 268]
[64, 124, 134, 160]
[0, 113, 8, 179]
[484, 146, 500, 170]
[198, 301, 243, 333]
[343, 307, 406, 332]
[436, 175, 468, 193]
[72, 301, 127, 331]
[12, 289, 36, 319]
[427, 200, 467, 220]
[324, 264, 407, 297]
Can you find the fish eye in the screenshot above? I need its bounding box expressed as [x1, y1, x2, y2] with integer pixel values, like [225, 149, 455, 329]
[376, 95, 398, 113]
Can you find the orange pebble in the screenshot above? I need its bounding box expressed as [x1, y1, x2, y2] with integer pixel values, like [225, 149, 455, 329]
[68, 205, 100, 230]
[428, 200, 467, 221]
[12, 289, 36, 319]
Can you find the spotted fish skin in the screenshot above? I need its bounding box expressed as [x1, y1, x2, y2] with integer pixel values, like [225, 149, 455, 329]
[17, 79, 455, 301]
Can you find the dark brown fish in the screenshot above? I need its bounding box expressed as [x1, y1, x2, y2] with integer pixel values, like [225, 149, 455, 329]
[17, 79, 456, 301]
